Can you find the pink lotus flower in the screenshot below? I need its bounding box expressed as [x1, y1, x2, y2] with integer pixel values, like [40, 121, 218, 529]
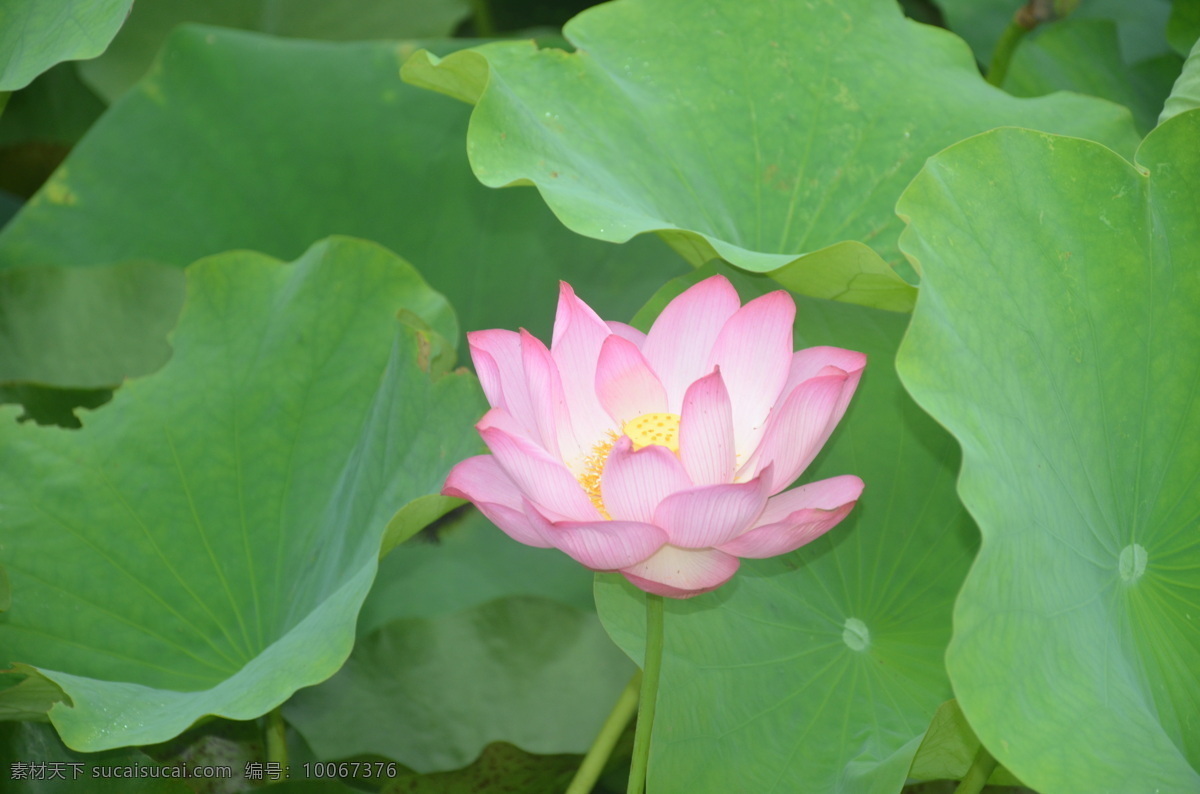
[443, 275, 865, 598]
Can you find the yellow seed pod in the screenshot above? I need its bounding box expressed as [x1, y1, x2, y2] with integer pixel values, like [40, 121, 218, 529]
[622, 413, 682, 454]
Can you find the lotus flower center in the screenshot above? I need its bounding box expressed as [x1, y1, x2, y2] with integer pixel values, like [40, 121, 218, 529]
[577, 413, 682, 519]
[622, 412, 681, 453]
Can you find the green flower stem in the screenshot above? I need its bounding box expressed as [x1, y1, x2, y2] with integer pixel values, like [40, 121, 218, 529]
[954, 744, 999, 794]
[627, 593, 665, 794]
[986, 20, 1030, 87]
[565, 670, 642, 794]
[266, 705, 287, 767]
[468, 0, 496, 37]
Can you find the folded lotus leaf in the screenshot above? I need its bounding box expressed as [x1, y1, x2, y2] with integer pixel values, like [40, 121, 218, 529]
[403, 0, 1140, 308]
[0, 236, 486, 751]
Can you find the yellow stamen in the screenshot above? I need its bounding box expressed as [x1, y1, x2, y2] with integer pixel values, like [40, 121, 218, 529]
[578, 431, 618, 518]
[575, 413, 683, 519]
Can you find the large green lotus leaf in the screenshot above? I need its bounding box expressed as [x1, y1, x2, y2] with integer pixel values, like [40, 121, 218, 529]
[286, 596, 634, 772]
[77, 0, 470, 102]
[0, 236, 486, 752]
[594, 264, 978, 793]
[895, 114, 1200, 792]
[936, 0, 1173, 65]
[0, 0, 133, 91]
[0, 261, 184, 388]
[360, 505, 597, 636]
[1161, 35, 1200, 123]
[0, 27, 683, 359]
[401, 0, 1138, 300]
[1004, 19, 1181, 134]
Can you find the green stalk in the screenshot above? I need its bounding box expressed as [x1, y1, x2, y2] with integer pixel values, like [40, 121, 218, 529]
[565, 671, 642, 794]
[954, 744, 999, 794]
[266, 705, 288, 767]
[986, 20, 1030, 87]
[468, 0, 496, 37]
[627, 593, 665, 794]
